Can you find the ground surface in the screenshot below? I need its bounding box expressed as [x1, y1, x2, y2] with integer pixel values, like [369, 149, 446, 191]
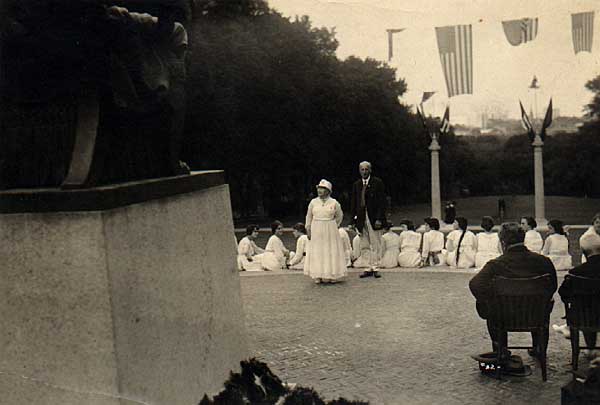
[240, 269, 593, 405]
[235, 194, 600, 228]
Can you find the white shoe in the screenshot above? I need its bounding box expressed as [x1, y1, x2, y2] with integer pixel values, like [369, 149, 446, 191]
[552, 324, 571, 339]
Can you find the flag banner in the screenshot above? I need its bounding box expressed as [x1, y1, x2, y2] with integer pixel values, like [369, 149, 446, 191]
[387, 28, 405, 61]
[572, 12, 594, 53]
[540, 98, 553, 141]
[416, 106, 430, 138]
[440, 106, 450, 134]
[519, 100, 535, 141]
[502, 17, 539, 46]
[435, 25, 473, 98]
[421, 91, 436, 104]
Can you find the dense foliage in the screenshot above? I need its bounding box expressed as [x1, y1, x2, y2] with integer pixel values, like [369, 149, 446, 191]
[183, 0, 470, 218]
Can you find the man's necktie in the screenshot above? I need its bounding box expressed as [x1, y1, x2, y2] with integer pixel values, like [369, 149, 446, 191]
[360, 182, 367, 208]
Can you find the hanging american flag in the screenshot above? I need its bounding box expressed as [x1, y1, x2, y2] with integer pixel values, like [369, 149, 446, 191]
[572, 12, 594, 53]
[519, 101, 535, 141]
[387, 28, 405, 61]
[502, 18, 539, 46]
[435, 25, 473, 98]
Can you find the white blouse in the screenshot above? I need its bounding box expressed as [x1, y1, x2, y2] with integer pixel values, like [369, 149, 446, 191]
[305, 197, 343, 228]
[446, 230, 477, 252]
[422, 230, 445, 258]
[238, 236, 263, 257]
[265, 235, 288, 260]
[399, 230, 422, 252]
[524, 230, 543, 253]
[289, 234, 309, 266]
[542, 233, 569, 255]
[476, 232, 501, 254]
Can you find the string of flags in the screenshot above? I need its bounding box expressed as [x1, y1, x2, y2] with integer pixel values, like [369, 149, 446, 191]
[387, 11, 595, 98]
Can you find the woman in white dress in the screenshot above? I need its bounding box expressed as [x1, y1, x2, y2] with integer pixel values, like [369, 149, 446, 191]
[542, 219, 572, 270]
[475, 216, 502, 270]
[380, 223, 400, 268]
[352, 233, 371, 268]
[338, 226, 353, 267]
[288, 223, 309, 270]
[304, 179, 347, 284]
[397, 220, 422, 268]
[445, 216, 476, 269]
[521, 216, 543, 253]
[260, 221, 289, 271]
[237, 224, 265, 271]
[421, 217, 445, 267]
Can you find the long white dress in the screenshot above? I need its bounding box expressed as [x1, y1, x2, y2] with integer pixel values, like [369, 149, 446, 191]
[237, 236, 264, 271]
[260, 235, 288, 271]
[304, 197, 347, 280]
[289, 234, 309, 270]
[475, 232, 501, 269]
[542, 233, 572, 270]
[445, 230, 477, 268]
[381, 231, 401, 268]
[524, 230, 543, 253]
[339, 228, 353, 267]
[422, 230, 446, 266]
[352, 234, 371, 268]
[398, 230, 422, 268]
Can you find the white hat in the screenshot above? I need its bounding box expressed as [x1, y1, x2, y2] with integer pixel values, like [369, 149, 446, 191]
[581, 232, 600, 252]
[316, 179, 332, 192]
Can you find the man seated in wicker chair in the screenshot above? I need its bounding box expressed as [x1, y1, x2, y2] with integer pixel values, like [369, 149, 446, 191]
[559, 232, 600, 359]
[469, 222, 557, 357]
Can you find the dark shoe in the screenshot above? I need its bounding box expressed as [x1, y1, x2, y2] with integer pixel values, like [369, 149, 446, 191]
[373, 271, 382, 278]
[359, 271, 372, 278]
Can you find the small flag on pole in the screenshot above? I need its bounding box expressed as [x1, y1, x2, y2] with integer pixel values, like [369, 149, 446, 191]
[440, 106, 450, 134]
[502, 17, 539, 46]
[421, 92, 436, 104]
[540, 98, 553, 141]
[387, 28, 405, 61]
[435, 25, 473, 97]
[572, 12, 594, 53]
[519, 100, 535, 141]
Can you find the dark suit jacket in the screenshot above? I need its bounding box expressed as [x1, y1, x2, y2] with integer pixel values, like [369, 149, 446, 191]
[558, 255, 600, 299]
[349, 176, 386, 232]
[469, 244, 558, 319]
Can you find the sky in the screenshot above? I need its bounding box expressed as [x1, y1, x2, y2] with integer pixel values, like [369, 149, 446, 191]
[269, 0, 600, 125]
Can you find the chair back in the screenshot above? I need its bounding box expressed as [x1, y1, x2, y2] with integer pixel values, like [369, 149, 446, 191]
[564, 275, 600, 329]
[490, 274, 553, 331]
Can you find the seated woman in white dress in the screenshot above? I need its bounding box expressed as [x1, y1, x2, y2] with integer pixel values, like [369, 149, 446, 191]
[260, 220, 289, 271]
[475, 216, 502, 269]
[237, 224, 265, 271]
[521, 216, 543, 253]
[581, 213, 600, 264]
[421, 217, 445, 267]
[339, 226, 353, 267]
[288, 223, 309, 270]
[397, 220, 422, 268]
[445, 216, 476, 269]
[542, 219, 572, 270]
[380, 223, 400, 268]
[352, 233, 372, 268]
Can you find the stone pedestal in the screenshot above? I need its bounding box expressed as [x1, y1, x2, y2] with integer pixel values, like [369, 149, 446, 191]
[429, 139, 442, 220]
[532, 135, 547, 226]
[0, 171, 247, 405]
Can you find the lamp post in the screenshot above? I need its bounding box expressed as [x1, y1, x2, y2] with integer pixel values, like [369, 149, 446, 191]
[429, 136, 442, 220]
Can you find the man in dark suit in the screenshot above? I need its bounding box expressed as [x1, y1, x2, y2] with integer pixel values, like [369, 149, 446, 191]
[559, 232, 600, 352]
[469, 222, 557, 355]
[350, 161, 387, 278]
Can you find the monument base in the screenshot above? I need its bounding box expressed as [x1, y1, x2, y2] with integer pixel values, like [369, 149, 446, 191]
[0, 172, 247, 405]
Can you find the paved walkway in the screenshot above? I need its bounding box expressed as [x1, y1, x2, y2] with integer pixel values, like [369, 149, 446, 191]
[240, 268, 589, 405]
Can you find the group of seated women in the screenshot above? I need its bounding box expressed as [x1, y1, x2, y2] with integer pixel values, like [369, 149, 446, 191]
[237, 215, 575, 272]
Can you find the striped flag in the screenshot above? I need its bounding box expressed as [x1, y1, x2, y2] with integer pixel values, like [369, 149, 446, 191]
[572, 12, 594, 53]
[440, 106, 450, 134]
[502, 18, 539, 46]
[519, 101, 535, 141]
[387, 28, 405, 61]
[435, 25, 473, 98]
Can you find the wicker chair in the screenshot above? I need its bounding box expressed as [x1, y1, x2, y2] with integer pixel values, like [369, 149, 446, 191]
[489, 274, 554, 381]
[562, 275, 600, 371]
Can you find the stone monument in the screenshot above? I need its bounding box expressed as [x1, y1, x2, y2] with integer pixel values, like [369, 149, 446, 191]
[0, 2, 247, 404]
